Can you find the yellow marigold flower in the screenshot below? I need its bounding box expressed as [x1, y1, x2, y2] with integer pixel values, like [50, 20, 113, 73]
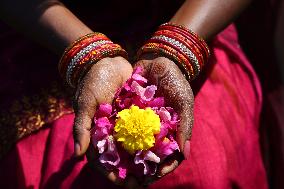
[114, 105, 161, 154]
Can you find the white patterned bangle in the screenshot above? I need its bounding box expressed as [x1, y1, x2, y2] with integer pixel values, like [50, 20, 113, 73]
[151, 35, 201, 77]
[66, 40, 113, 87]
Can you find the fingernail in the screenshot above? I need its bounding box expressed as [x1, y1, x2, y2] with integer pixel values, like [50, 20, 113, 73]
[184, 141, 190, 160]
[74, 143, 81, 156]
[158, 159, 179, 177]
[157, 173, 164, 178]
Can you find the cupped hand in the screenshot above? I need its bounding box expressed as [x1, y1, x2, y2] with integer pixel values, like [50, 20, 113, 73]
[72, 56, 133, 184]
[135, 56, 194, 184]
[72, 55, 193, 188]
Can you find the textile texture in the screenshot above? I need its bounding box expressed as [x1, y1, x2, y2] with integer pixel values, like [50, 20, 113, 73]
[0, 24, 268, 188]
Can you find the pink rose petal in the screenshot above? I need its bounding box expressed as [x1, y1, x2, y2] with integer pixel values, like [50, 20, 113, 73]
[118, 167, 127, 179]
[97, 104, 112, 117]
[156, 123, 169, 140]
[96, 117, 112, 129]
[147, 97, 165, 108]
[133, 66, 143, 75]
[154, 138, 179, 161]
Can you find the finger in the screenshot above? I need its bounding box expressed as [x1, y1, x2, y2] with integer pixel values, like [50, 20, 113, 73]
[96, 162, 124, 185]
[124, 176, 143, 189]
[87, 143, 123, 185]
[157, 152, 184, 177]
[90, 159, 123, 185]
[183, 141, 191, 160]
[87, 144, 123, 185]
[158, 159, 179, 177]
[176, 108, 193, 153]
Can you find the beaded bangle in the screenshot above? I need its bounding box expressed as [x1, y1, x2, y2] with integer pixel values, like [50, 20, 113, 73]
[138, 42, 194, 81]
[149, 35, 201, 78]
[58, 33, 108, 75]
[154, 30, 204, 69]
[59, 33, 128, 88]
[159, 23, 210, 58]
[137, 23, 210, 81]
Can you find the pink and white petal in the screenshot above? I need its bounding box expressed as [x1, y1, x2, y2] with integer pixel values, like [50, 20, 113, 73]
[156, 123, 169, 140]
[92, 117, 113, 144]
[158, 107, 171, 122]
[131, 81, 157, 102]
[154, 139, 179, 160]
[97, 139, 107, 154]
[96, 127, 109, 138]
[99, 136, 120, 166]
[131, 81, 145, 97]
[143, 85, 157, 101]
[144, 150, 160, 163]
[132, 73, 147, 83]
[134, 151, 160, 175]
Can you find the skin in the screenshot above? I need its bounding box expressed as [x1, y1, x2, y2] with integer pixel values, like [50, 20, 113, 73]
[0, 0, 252, 187]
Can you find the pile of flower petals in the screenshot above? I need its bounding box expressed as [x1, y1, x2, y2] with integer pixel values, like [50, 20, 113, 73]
[91, 67, 180, 179]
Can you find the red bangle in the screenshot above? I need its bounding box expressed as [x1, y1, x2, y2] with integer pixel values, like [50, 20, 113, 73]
[154, 29, 204, 69]
[138, 42, 194, 81]
[58, 33, 128, 88]
[152, 30, 203, 75]
[159, 23, 210, 60]
[59, 34, 110, 79]
[137, 23, 210, 81]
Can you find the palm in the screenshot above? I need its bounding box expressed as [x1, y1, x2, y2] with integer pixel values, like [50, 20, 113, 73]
[135, 57, 194, 178]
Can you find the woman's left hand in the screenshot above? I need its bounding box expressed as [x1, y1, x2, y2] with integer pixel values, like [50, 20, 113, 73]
[134, 57, 194, 185]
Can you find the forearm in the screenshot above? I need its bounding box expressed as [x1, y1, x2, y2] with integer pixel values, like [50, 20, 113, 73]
[170, 0, 252, 40]
[0, 0, 92, 54]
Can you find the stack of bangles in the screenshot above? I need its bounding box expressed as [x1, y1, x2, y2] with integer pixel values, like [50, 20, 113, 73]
[137, 23, 210, 81]
[58, 32, 128, 88]
[58, 23, 210, 87]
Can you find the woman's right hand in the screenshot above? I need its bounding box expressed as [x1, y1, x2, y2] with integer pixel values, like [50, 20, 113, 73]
[72, 56, 133, 184]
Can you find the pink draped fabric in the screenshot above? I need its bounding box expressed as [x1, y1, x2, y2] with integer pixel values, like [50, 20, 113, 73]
[0, 25, 268, 188]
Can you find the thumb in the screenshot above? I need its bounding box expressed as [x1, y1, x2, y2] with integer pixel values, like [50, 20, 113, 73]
[176, 108, 193, 154]
[73, 112, 94, 157]
[73, 80, 98, 157]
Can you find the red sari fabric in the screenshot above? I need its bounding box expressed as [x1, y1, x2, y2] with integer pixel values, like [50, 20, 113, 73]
[0, 25, 268, 189]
